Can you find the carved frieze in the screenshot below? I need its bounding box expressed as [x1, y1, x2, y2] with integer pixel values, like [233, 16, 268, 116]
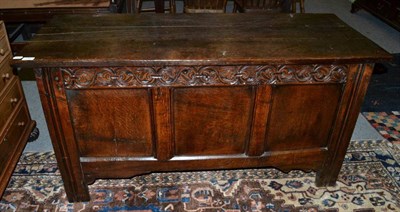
[61, 65, 348, 89]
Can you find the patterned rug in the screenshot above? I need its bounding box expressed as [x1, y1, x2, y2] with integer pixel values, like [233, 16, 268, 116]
[363, 111, 400, 143]
[1, 140, 400, 211]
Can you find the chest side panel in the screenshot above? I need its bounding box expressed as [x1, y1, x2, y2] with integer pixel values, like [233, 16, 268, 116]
[66, 88, 154, 157]
[266, 84, 342, 151]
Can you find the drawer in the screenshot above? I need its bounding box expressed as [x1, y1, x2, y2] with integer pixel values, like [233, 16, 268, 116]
[0, 78, 23, 132]
[0, 34, 11, 65]
[0, 56, 13, 92]
[0, 104, 30, 168]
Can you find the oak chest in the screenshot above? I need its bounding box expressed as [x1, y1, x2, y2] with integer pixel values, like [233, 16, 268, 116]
[14, 14, 391, 202]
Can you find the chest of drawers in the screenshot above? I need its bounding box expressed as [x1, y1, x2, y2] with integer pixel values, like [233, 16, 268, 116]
[14, 14, 391, 202]
[0, 20, 35, 198]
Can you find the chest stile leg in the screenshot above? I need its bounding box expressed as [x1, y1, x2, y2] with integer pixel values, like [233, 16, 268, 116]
[34, 68, 90, 202]
[247, 85, 272, 157]
[316, 64, 374, 187]
[152, 87, 174, 161]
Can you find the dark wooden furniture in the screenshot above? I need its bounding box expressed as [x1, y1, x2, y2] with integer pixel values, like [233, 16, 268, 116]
[135, 0, 176, 13]
[0, 0, 122, 54]
[234, 0, 292, 13]
[0, 20, 35, 198]
[0, 0, 119, 23]
[184, 0, 228, 13]
[351, 0, 400, 31]
[14, 13, 391, 202]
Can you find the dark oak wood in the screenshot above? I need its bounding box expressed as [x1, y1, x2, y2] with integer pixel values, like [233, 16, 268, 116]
[247, 85, 271, 156]
[34, 69, 90, 201]
[0, 0, 116, 23]
[173, 86, 253, 155]
[13, 14, 391, 202]
[14, 14, 390, 68]
[266, 84, 342, 151]
[0, 21, 35, 199]
[152, 87, 173, 160]
[351, 0, 400, 31]
[67, 89, 154, 157]
[316, 64, 375, 186]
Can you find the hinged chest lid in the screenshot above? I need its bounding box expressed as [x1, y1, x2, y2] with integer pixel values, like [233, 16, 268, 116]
[13, 13, 392, 67]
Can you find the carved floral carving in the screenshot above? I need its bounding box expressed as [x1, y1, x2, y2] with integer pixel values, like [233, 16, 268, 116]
[61, 65, 348, 89]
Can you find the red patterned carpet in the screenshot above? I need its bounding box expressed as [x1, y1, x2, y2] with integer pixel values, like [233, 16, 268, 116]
[363, 111, 400, 144]
[1, 139, 399, 211]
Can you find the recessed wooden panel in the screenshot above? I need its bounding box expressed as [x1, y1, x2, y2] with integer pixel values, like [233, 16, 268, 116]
[66, 89, 153, 157]
[173, 86, 254, 156]
[266, 84, 342, 151]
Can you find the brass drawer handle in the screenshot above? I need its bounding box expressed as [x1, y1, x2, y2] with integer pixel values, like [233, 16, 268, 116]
[18, 122, 25, 127]
[0, 48, 5, 56]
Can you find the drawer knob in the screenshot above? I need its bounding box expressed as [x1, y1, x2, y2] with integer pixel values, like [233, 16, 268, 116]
[10, 98, 18, 104]
[2, 137, 7, 143]
[18, 122, 25, 127]
[0, 48, 5, 56]
[2, 73, 10, 81]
